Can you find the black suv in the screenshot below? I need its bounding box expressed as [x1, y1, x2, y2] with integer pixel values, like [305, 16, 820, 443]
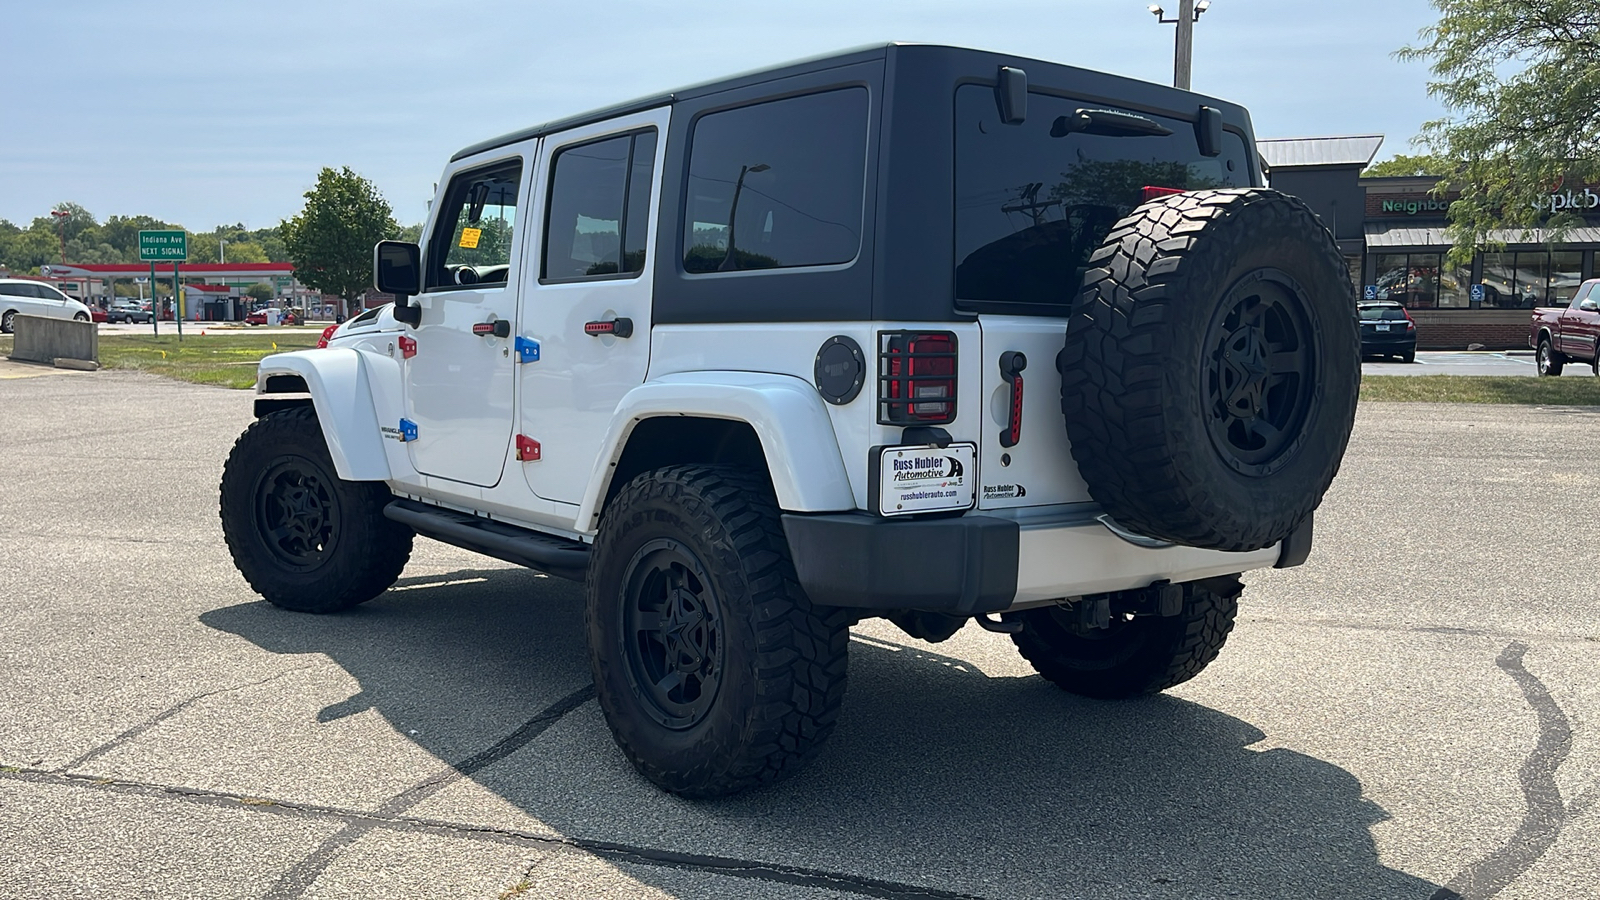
[1358, 300, 1417, 362]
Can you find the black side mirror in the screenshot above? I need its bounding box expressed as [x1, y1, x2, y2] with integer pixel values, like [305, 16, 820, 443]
[374, 241, 422, 327]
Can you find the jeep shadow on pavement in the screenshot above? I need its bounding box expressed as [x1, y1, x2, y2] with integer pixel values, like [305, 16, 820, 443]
[201, 569, 1439, 899]
[217, 44, 1360, 798]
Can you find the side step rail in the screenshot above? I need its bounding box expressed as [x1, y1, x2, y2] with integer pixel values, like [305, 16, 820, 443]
[383, 499, 590, 581]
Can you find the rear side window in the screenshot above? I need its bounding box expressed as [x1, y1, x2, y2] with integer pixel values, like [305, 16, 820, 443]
[427, 159, 523, 290]
[955, 85, 1251, 312]
[0, 283, 29, 297]
[543, 130, 658, 280]
[682, 88, 869, 274]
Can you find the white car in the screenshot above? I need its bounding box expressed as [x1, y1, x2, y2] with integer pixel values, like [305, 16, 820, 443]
[0, 279, 93, 333]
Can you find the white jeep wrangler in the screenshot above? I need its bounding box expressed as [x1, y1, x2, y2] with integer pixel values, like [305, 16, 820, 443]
[220, 44, 1359, 797]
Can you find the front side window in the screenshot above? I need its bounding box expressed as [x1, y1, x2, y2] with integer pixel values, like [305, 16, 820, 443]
[955, 85, 1250, 312]
[682, 88, 869, 274]
[542, 130, 658, 280]
[427, 159, 522, 290]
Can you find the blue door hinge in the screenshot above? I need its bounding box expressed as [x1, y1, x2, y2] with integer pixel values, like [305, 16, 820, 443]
[515, 336, 540, 364]
[399, 418, 418, 442]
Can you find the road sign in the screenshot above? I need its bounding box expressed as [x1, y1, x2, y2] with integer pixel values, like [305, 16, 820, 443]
[1364, 285, 1378, 300]
[138, 230, 187, 262]
[1470, 284, 1486, 303]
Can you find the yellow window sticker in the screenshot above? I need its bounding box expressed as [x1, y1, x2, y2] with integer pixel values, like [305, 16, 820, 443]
[459, 227, 482, 249]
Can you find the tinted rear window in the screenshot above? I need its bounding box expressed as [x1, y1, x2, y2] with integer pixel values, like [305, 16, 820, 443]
[682, 88, 868, 274]
[955, 86, 1251, 313]
[1358, 306, 1408, 321]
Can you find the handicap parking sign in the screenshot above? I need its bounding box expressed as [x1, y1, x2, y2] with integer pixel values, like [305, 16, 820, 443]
[1364, 285, 1378, 300]
[1470, 284, 1486, 303]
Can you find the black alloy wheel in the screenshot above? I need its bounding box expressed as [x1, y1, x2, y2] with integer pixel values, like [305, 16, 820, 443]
[252, 458, 342, 572]
[219, 406, 412, 613]
[1203, 271, 1317, 478]
[585, 465, 851, 797]
[618, 538, 726, 730]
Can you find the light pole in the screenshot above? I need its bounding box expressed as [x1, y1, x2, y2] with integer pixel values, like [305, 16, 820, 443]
[219, 238, 227, 265]
[718, 163, 769, 271]
[49, 210, 69, 264]
[1149, 0, 1211, 90]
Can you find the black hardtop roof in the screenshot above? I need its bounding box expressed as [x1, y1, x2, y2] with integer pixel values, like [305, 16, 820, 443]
[450, 42, 1247, 162]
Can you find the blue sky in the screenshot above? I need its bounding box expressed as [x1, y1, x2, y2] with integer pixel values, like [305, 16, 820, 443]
[0, 0, 1447, 231]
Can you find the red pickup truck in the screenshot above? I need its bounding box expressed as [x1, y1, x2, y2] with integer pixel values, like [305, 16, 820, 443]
[1531, 278, 1600, 375]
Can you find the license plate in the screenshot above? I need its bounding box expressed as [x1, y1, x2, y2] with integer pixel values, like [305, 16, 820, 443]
[876, 443, 976, 517]
[1376, 323, 1390, 331]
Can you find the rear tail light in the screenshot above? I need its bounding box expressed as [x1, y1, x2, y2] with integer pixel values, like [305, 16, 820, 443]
[1141, 185, 1186, 202]
[878, 332, 957, 425]
[316, 324, 339, 348]
[1402, 310, 1416, 331]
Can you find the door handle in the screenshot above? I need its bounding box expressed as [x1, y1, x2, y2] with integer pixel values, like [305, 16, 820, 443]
[584, 317, 634, 338]
[472, 320, 511, 338]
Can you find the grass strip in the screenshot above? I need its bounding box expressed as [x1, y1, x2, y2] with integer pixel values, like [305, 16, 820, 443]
[1361, 374, 1600, 405]
[1, 332, 320, 390]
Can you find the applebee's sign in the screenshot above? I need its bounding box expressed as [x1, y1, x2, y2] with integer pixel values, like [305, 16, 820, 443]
[1536, 188, 1600, 211]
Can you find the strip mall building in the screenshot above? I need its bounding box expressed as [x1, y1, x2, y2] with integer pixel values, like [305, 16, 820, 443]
[1261, 135, 1597, 349]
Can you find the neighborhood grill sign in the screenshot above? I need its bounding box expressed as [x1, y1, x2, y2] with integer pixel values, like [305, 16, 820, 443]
[1372, 188, 1600, 217]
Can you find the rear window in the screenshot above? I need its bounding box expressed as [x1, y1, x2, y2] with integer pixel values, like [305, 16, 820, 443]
[1358, 306, 1408, 321]
[955, 85, 1252, 313]
[682, 88, 868, 274]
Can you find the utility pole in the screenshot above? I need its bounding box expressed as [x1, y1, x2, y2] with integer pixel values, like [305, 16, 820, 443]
[1149, 1, 1210, 90]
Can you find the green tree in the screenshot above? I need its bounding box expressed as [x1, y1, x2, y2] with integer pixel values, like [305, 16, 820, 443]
[1399, 1, 1600, 262]
[246, 282, 275, 303]
[1362, 154, 1451, 178]
[280, 167, 399, 310]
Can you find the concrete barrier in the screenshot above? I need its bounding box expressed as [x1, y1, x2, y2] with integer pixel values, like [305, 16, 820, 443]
[9, 314, 98, 366]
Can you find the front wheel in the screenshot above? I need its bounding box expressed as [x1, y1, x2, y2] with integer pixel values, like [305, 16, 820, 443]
[1537, 339, 1564, 376]
[73, 313, 89, 322]
[586, 465, 850, 798]
[1, 311, 14, 333]
[219, 406, 412, 613]
[1005, 579, 1241, 699]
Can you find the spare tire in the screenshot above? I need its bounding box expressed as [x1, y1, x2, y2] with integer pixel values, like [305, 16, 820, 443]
[1060, 188, 1359, 553]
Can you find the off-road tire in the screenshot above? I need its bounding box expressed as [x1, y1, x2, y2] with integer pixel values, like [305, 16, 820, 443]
[1005, 578, 1241, 699]
[586, 465, 851, 798]
[1061, 188, 1360, 552]
[219, 406, 412, 613]
[1537, 338, 1564, 376]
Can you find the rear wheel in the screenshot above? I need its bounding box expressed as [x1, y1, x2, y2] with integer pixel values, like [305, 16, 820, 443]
[219, 406, 412, 613]
[1005, 579, 1241, 699]
[586, 465, 850, 798]
[1401, 350, 1416, 364]
[1537, 339, 1564, 376]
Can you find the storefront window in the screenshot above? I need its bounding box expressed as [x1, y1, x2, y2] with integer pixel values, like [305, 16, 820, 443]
[1374, 252, 1453, 308]
[1437, 262, 1470, 307]
[1550, 251, 1583, 305]
[1374, 254, 1409, 303]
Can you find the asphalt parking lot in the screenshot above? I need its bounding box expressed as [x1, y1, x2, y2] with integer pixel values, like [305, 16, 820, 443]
[1364, 350, 1595, 376]
[2, 369, 1597, 899]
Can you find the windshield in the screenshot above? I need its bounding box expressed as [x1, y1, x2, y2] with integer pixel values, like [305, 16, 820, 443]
[954, 85, 1252, 313]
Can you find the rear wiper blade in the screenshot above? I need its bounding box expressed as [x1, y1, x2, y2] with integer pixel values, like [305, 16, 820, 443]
[1051, 108, 1173, 138]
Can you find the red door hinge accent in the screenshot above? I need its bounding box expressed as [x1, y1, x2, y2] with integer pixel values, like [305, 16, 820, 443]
[398, 335, 417, 359]
[515, 435, 541, 461]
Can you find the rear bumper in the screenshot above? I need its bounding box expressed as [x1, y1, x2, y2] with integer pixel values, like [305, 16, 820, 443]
[1360, 333, 1416, 353]
[782, 507, 1302, 614]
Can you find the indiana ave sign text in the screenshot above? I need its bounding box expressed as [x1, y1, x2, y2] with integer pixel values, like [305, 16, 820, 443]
[138, 230, 187, 262]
